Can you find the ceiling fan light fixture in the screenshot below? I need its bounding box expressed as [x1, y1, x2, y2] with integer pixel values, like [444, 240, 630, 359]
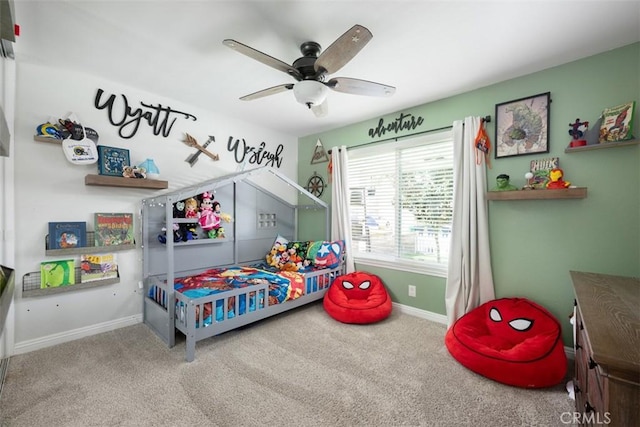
[293, 80, 328, 108]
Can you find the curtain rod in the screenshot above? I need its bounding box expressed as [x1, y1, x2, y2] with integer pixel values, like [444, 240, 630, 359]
[327, 115, 491, 154]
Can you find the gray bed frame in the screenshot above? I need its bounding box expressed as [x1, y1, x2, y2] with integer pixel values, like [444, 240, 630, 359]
[141, 167, 343, 362]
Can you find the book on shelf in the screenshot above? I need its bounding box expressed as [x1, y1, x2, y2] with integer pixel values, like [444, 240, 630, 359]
[48, 221, 87, 249]
[97, 145, 130, 177]
[80, 253, 118, 283]
[94, 213, 134, 246]
[529, 157, 559, 189]
[599, 101, 635, 143]
[40, 259, 75, 288]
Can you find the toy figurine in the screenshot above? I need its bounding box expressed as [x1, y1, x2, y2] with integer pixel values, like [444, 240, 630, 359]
[491, 174, 518, 191]
[569, 118, 589, 148]
[546, 168, 571, 189]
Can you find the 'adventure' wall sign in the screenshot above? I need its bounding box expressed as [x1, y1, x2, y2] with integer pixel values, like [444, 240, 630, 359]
[94, 88, 197, 139]
[368, 112, 424, 139]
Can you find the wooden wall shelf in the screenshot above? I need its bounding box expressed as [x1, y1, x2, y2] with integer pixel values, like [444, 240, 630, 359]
[565, 139, 638, 153]
[85, 174, 168, 189]
[486, 187, 587, 200]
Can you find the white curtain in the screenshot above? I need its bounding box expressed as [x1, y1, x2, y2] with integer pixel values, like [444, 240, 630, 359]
[445, 117, 495, 326]
[330, 146, 355, 273]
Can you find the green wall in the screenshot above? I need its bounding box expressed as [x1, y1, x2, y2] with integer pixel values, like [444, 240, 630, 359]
[298, 43, 640, 345]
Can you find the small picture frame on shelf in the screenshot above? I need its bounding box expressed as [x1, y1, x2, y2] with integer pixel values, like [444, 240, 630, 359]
[495, 92, 550, 159]
[48, 221, 87, 249]
[97, 145, 130, 177]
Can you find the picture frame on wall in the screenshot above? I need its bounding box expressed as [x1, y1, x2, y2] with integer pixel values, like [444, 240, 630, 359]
[495, 92, 550, 159]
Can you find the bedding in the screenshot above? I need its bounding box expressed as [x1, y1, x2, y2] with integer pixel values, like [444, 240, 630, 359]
[151, 265, 313, 327]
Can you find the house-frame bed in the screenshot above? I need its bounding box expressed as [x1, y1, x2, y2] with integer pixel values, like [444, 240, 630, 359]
[141, 167, 344, 362]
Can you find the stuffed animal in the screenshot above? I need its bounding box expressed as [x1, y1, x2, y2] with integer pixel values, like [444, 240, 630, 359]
[546, 168, 571, 189]
[198, 192, 231, 238]
[157, 223, 182, 244]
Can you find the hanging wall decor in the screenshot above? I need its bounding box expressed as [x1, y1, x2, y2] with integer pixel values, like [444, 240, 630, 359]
[310, 139, 329, 164]
[495, 92, 550, 158]
[306, 172, 325, 197]
[183, 133, 220, 162]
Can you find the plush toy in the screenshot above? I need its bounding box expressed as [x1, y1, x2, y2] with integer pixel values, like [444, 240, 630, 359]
[546, 168, 570, 189]
[198, 192, 232, 238]
[183, 197, 199, 240]
[323, 271, 392, 324]
[157, 223, 182, 244]
[122, 165, 146, 178]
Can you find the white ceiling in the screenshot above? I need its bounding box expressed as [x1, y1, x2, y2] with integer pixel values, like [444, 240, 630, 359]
[13, 1, 640, 137]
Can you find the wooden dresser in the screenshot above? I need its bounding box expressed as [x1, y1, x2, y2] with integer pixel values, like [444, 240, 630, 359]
[570, 271, 640, 426]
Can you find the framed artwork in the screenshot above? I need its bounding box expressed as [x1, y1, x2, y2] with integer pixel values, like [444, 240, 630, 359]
[495, 92, 550, 159]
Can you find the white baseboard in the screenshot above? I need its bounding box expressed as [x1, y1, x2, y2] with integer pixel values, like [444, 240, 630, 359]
[13, 314, 142, 356]
[393, 302, 448, 325]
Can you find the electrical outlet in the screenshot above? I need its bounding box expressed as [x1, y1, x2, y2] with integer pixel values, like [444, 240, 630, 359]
[408, 285, 416, 297]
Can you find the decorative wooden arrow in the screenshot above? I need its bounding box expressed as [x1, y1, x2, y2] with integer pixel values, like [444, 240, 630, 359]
[185, 135, 215, 166]
[183, 133, 219, 163]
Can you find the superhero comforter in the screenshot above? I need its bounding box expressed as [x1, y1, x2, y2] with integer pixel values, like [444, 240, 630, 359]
[172, 265, 306, 327]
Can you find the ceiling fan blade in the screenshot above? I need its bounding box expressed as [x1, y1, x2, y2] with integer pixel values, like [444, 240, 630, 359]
[311, 99, 328, 118]
[223, 39, 303, 81]
[326, 77, 395, 97]
[314, 25, 373, 75]
[239, 84, 294, 101]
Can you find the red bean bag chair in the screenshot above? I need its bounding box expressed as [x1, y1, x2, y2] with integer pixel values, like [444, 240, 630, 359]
[445, 297, 567, 388]
[323, 271, 392, 324]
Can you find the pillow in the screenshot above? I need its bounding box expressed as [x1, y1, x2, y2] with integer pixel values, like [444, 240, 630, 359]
[311, 240, 344, 269]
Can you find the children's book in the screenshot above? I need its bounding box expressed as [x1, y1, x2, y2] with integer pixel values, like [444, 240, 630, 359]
[529, 157, 559, 189]
[40, 259, 75, 288]
[97, 145, 130, 176]
[80, 253, 118, 283]
[94, 213, 134, 246]
[48, 221, 87, 249]
[599, 101, 635, 143]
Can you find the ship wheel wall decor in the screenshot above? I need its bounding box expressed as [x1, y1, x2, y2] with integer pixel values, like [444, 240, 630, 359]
[306, 173, 325, 197]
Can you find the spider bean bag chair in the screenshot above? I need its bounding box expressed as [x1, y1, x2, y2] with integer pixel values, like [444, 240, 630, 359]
[445, 297, 567, 388]
[323, 271, 392, 324]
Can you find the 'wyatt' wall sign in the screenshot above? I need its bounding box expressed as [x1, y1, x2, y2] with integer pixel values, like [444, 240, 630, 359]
[94, 88, 197, 139]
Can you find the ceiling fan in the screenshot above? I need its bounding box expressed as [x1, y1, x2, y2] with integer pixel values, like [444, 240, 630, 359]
[223, 24, 396, 117]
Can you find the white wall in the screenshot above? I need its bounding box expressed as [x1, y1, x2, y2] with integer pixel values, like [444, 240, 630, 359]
[12, 62, 298, 354]
[0, 52, 16, 359]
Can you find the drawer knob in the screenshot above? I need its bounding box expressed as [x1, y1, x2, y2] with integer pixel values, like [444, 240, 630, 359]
[588, 358, 598, 369]
[585, 401, 595, 413]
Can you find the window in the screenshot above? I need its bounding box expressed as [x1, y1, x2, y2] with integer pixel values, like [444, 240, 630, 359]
[347, 130, 453, 277]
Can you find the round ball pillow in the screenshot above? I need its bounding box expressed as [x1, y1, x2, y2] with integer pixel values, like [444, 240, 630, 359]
[323, 271, 392, 324]
[445, 297, 567, 388]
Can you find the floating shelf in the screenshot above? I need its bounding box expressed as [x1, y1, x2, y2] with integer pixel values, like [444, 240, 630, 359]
[85, 174, 168, 189]
[22, 269, 120, 298]
[565, 139, 639, 153]
[45, 231, 135, 256]
[486, 187, 587, 200]
[33, 135, 63, 144]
